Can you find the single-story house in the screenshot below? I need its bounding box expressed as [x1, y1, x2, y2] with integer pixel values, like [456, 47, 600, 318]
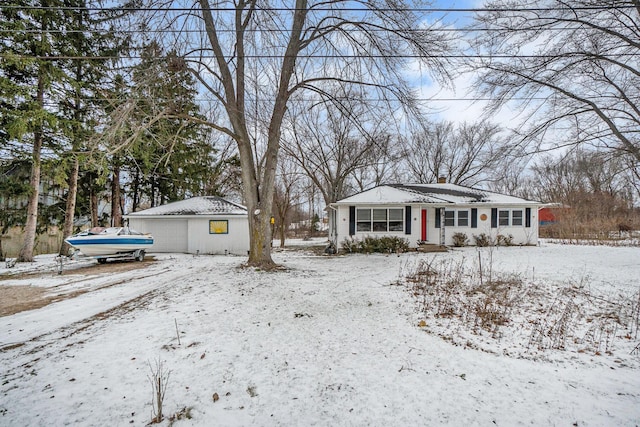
[125, 196, 249, 255]
[329, 182, 542, 248]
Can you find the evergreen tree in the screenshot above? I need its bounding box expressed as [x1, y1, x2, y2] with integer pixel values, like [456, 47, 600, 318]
[0, 0, 67, 261]
[1, 0, 131, 258]
[0, 159, 31, 260]
[55, 0, 127, 254]
[110, 42, 215, 210]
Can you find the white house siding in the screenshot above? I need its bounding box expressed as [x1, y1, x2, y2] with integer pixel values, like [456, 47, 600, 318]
[330, 184, 541, 249]
[333, 204, 538, 248]
[334, 204, 422, 248]
[436, 206, 538, 246]
[128, 216, 249, 255]
[128, 218, 188, 253]
[125, 196, 250, 255]
[186, 217, 249, 255]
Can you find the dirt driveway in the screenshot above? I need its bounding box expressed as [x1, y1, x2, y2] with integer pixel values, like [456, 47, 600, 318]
[0, 258, 154, 317]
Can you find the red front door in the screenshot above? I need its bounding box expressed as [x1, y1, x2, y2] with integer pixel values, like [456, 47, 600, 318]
[421, 209, 427, 241]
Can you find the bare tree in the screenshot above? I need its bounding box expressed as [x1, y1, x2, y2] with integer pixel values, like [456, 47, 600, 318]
[471, 1, 640, 163]
[351, 132, 404, 191]
[529, 149, 639, 237]
[486, 152, 534, 199]
[273, 157, 304, 247]
[532, 150, 634, 204]
[282, 92, 394, 208]
[623, 155, 640, 203]
[400, 120, 509, 186]
[153, 0, 456, 267]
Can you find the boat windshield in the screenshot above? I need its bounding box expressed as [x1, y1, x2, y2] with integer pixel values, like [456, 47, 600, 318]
[74, 227, 146, 236]
[116, 227, 145, 235]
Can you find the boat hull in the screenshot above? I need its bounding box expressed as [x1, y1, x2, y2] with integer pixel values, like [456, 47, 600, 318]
[65, 228, 154, 257]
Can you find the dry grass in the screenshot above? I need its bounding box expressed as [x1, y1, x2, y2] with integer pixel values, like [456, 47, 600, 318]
[402, 256, 640, 359]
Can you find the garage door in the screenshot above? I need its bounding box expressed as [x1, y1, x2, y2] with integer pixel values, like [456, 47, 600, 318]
[138, 219, 188, 253]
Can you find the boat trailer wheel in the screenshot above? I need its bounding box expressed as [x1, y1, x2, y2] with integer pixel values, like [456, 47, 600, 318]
[135, 250, 145, 262]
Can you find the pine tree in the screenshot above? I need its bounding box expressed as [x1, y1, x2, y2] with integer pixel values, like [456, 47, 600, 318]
[113, 42, 215, 210]
[55, 0, 127, 254]
[1, 0, 67, 261]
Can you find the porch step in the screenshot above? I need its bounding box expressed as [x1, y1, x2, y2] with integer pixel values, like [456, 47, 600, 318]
[416, 244, 449, 253]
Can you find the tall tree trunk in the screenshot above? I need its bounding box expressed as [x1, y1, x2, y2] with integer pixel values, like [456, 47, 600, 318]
[90, 183, 99, 227]
[279, 219, 286, 248]
[275, 193, 289, 248]
[244, 5, 305, 267]
[60, 44, 86, 254]
[198, 0, 307, 267]
[59, 156, 79, 255]
[17, 72, 45, 263]
[132, 168, 139, 212]
[151, 175, 156, 207]
[111, 160, 122, 226]
[18, 137, 42, 262]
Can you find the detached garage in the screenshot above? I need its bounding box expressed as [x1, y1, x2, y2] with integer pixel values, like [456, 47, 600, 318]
[125, 196, 249, 255]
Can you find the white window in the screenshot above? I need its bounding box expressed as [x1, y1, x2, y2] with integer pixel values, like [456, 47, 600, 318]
[388, 208, 404, 231]
[444, 210, 455, 227]
[512, 210, 523, 226]
[356, 208, 404, 232]
[457, 210, 469, 227]
[498, 209, 524, 226]
[499, 210, 510, 226]
[444, 210, 469, 227]
[372, 209, 388, 231]
[356, 209, 371, 232]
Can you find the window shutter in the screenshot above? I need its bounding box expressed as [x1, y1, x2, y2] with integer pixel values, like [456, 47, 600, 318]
[471, 208, 478, 228]
[435, 208, 441, 228]
[525, 207, 531, 228]
[349, 206, 355, 235]
[491, 208, 498, 228]
[405, 206, 412, 235]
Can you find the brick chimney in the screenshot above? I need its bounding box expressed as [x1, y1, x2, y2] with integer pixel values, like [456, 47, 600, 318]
[437, 176, 446, 184]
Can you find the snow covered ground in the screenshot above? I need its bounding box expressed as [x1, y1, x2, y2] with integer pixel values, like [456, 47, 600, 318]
[0, 241, 639, 426]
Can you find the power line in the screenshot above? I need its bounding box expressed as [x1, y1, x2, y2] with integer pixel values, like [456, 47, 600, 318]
[35, 97, 590, 107]
[0, 5, 632, 12]
[2, 25, 628, 34]
[8, 53, 638, 60]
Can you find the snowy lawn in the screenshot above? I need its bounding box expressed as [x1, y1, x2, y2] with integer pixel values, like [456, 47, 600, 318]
[1, 241, 639, 426]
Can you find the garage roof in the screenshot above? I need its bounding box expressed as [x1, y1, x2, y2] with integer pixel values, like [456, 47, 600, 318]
[127, 196, 247, 216]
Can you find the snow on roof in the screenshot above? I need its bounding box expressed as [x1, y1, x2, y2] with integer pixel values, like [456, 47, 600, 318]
[126, 196, 247, 216]
[333, 183, 540, 206]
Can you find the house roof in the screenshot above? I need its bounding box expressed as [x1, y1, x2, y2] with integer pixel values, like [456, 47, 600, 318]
[126, 196, 247, 216]
[332, 183, 540, 206]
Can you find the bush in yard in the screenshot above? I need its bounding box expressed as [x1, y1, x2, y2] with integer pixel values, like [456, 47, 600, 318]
[473, 233, 491, 247]
[359, 236, 381, 253]
[341, 236, 409, 254]
[452, 232, 469, 247]
[496, 234, 514, 246]
[341, 237, 360, 253]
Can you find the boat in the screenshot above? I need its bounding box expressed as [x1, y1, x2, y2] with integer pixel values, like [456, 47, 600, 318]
[65, 227, 154, 261]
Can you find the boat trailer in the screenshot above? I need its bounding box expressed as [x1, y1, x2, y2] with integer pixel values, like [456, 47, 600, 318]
[92, 249, 147, 264]
[55, 249, 146, 275]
